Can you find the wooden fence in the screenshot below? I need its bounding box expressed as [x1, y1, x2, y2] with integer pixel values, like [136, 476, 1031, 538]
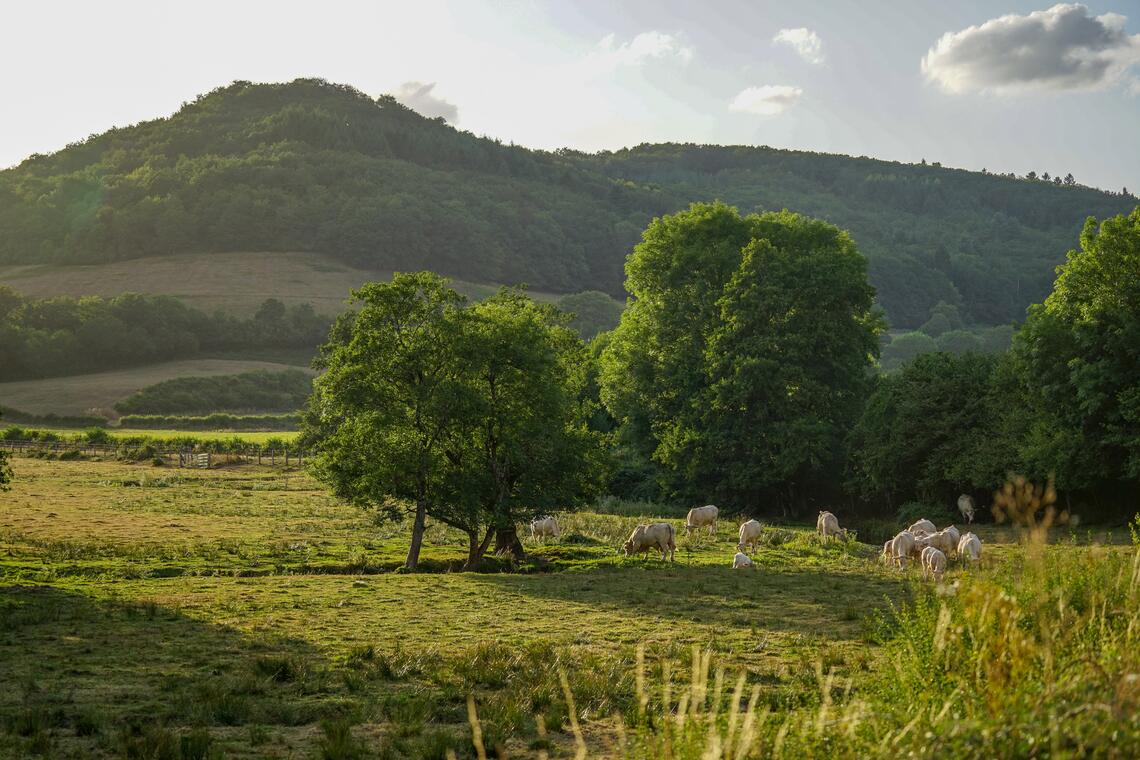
[0, 439, 305, 468]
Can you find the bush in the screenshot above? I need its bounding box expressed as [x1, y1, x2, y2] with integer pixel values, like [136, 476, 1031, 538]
[895, 500, 957, 527]
[115, 370, 313, 415]
[118, 413, 300, 431]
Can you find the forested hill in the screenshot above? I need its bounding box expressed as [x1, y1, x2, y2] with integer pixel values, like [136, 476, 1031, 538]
[0, 78, 1133, 328]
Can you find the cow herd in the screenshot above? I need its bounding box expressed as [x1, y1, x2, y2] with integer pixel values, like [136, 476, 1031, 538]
[530, 497, 983, 582]
[881, 516, 983, 582]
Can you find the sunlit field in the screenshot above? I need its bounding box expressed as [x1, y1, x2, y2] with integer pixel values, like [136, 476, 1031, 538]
[2, 457, 1135, 758]
[10, 428, 300, 445]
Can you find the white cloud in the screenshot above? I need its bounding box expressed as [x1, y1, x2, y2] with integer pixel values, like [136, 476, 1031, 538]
[728, 85, 803, 116]
[392, 81, 459, 122]
[773, 28, 825, 64]
[922, 3, 1140, 94]
[585, 31, 693, 72]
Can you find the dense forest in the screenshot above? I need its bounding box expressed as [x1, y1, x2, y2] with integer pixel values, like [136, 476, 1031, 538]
[0, 78, 1132, 329]
[0, 288, 328, 382]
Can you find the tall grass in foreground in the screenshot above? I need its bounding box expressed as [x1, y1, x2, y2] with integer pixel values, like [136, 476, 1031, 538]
[463, 515, 1140, 756]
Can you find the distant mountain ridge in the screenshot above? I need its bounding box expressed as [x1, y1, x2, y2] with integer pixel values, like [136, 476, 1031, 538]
[0, 78, 1133, 327]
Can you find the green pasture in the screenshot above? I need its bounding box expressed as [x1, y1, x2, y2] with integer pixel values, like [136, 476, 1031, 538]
[0, 458, 1135, 758]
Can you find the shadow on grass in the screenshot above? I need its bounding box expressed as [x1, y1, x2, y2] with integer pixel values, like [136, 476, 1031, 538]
[467, 560, 911, 642]
[0, 584, 341, 756]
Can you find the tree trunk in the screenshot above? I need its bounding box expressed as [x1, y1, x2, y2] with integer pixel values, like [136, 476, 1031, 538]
[464, 526, 495, 570]
[405, 496, 427, 571]
[494, 525, 525, 561]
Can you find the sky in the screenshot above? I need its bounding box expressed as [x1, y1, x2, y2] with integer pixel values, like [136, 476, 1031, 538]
[2, 0, 1139, 191]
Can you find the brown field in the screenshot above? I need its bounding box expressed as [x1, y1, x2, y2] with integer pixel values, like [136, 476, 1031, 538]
[0, 251, 562, 317]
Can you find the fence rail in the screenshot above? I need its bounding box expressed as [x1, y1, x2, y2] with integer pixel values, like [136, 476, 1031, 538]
[0, 439, 305, 468]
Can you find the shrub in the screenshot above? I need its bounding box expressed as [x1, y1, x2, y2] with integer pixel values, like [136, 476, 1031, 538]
[896, 500, 957, 527]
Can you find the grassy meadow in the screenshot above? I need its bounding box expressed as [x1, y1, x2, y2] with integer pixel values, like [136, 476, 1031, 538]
[1, 457, 1137, 758]
[0, 252, 565, 320]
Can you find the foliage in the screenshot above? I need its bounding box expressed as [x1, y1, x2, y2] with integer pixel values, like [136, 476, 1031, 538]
[0, 405, 107, 429]
[0, 78, 1132, 331]
[117, 413, 300, 431]
[555, 290, 624, 340]
[879, 331, 937, 371]
[0, 287, 329, 382]
[0, 412, 10, 490]
[1013, 208, 1140, 493]
[304, 273, 605, 569]
[935, 328, 984, 354]
[847, 352, 1016, 506]
[600, 202, 881, 513]
[114, 370, 313, 414]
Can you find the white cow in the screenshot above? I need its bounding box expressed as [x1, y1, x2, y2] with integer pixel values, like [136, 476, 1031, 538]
[732, 552, 754, 569]
[957, 495, 976, 524]
[623, 523, 676, 561]
[817, 511, 847, 540]
[738, 519, 763, 553]
[921, 546, 947, 582]
[942, 525, 961, 555]
[685, 505, 719, 536]
[889, 531, 916, 568]
[958, 532, 982, 563]
[917, 529, 956, 557]
[908, 518, 936, 536]
[529, 516, 560, 541]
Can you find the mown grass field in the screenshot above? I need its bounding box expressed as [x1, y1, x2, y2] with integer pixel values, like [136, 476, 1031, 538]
[0, 360, 315, 417]
[1, 457, 1136, 758]
[0, 252, 566, 319]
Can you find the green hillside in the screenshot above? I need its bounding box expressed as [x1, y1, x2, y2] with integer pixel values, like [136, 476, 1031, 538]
[0, 78, 1133, 328]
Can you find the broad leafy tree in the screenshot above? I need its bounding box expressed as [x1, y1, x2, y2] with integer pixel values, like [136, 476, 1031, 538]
[305, 273, 604, 570]
[1014, 208, 1140, 496]
[600, 202, 881, 513]
[440, 291, 605, 565]
[846, 352, 1015, 509]
[305, 273, 466, 570]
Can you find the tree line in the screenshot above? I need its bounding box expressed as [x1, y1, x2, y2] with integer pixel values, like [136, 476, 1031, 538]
[0, 289, 329, 382]
[1, 78, 1133, 333]
[302, 203, 1140, 568]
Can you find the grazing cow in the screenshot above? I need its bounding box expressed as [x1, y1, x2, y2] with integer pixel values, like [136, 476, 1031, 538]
[957, 494, 976, 524]
[958, 532, 982, 563]
[917, 529, 955, 557]
[881, 540, 892, 564]
[738, 519, 763, 553]
[685, 505, 719, 536]
[921, 546, 947, 582]
[908, 519, 936, 536]
[529, 516, 560, 541]
[943, 525, 961, 554]
[817, 511, 847, 540]
[623, 523, 676, 561]
[889, 531, 916, 568]
[732, 552, 754, 569]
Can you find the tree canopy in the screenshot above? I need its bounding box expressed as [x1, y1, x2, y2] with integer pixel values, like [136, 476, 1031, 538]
[304, 272, 604, 569]
[1013, 208, 1140, 491]
[600, 202, 881, 512]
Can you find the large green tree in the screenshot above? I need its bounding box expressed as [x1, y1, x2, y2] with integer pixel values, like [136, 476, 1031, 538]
[1014, 207, 1140, 498]
[440, 290, 605, 565]
[305, 273, 467, 570]
[305, 273, 603, 570]
[600, 202, 881, 512]
[846, 351, 1016, 509]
